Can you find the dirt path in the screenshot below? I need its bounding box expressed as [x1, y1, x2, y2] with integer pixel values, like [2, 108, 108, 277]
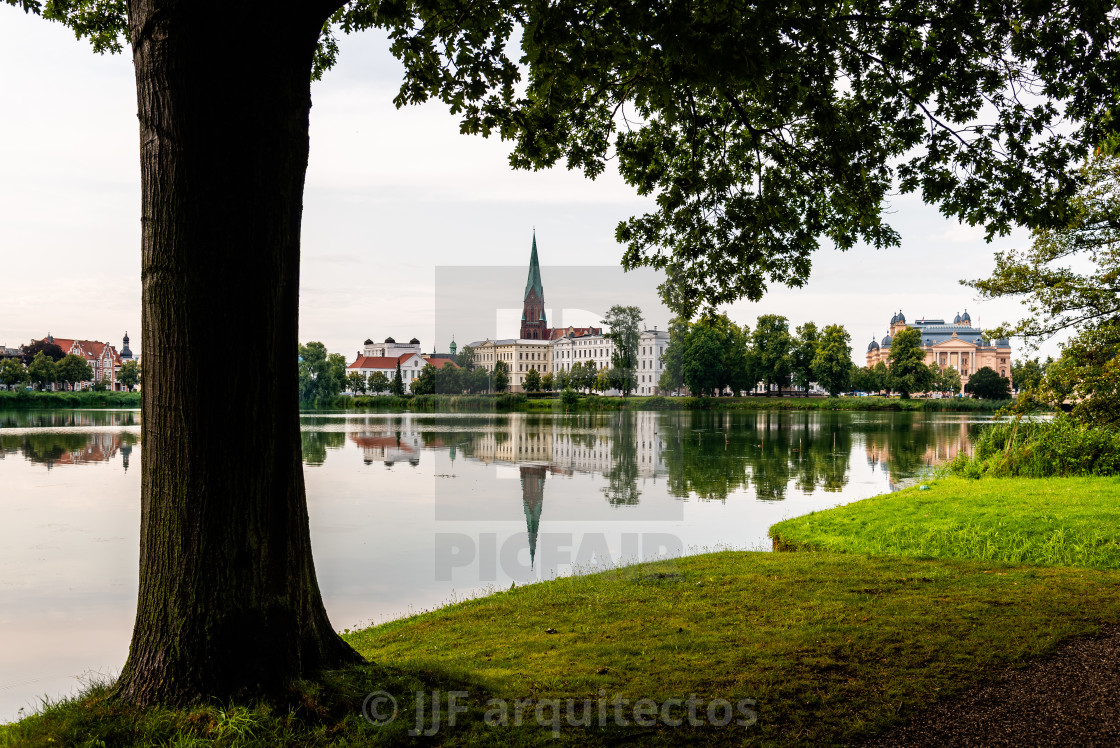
[862, 625, 1120, 747]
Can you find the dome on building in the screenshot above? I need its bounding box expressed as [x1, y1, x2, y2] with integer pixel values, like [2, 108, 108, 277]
[867, 339, 880, 352]
[363, 338, 373, 345]
[384, 336, 396, 344]
[961, 309, 971, 323]
[897, 311, 906, 323]
[409, 337, 420, 345]
[890, 312, 898, 325]
[954, 312, 962, 323]
[995, 338, 1009, 347]
[881, 334, 893, 347]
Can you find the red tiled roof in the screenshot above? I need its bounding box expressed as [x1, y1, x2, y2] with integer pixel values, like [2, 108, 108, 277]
[33, 337, 122, 366]
[348, 353, 423, 370]
[422, 356, 458, 369]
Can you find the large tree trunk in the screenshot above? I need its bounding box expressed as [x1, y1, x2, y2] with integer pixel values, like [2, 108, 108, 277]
[115, 1, 361, 706]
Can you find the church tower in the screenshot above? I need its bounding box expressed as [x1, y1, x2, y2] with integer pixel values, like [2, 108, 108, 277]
[520, 233, 549, 340]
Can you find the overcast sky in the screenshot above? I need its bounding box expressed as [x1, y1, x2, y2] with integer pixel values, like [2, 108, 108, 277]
[0, 8, 1061, 364]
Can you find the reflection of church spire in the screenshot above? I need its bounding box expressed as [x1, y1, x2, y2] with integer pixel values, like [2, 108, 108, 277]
[519, 465, 547, 567]
[121, 443, 132, 472]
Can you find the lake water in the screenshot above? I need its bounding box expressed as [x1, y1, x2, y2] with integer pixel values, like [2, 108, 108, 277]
[0, 407, 986, 721]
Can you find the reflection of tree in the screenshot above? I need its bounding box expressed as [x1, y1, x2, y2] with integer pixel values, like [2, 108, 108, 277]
[662, 411, 854, 501]
[0, 410, 140, 429]
[858, 413, 978, 480]
[791, 412, 852, 494]
[600, 412, 641, 506]
[300, 430, 346, 466]
[663, 412, 754, 501]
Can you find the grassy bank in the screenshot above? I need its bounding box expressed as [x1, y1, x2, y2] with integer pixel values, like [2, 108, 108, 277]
[0, 390, 140, 409]
[771, 476, 1120, 568]
[311, 393, 1008, 413]
[8, 549, 1120, 746]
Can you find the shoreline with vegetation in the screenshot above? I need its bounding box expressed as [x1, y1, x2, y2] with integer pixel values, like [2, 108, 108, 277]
[327, 393, 1010, 413]
[8, 416, 1118, 745]
[0, 390, 1011, 413]
[0, 390, 141, 409]
[8, 481, 1120, 745]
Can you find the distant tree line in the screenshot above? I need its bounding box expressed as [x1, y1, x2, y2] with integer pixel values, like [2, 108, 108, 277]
[657, 314, 855, 397]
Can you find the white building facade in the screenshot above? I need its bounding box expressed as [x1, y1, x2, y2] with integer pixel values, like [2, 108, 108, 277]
[347, 336, 427, 390]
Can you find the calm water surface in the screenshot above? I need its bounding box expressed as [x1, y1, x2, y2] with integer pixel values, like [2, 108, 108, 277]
[0, 408, 986, 720]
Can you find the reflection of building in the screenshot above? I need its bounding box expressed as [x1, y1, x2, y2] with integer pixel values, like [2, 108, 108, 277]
[349, 432, 420, 465]
[465, 412, 667, 478]
[863, 418, 974, 476]
[866, 310, 1013, 389]
[520, 465, 547, 567]
[9, 431, 134, 469]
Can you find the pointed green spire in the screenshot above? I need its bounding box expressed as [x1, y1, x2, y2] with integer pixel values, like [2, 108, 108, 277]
[524, 232, 544, 302]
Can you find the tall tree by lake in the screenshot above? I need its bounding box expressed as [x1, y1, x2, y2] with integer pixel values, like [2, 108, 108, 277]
[10, 0, 1120, 707]
[602, 305, 643, 397]
[791, 322, 820, 392]
[888, 328, 934, 398]
[968, 154, 1120, 425]
[0, 358, 29, 390]
[811, 325, 854, 397]
[753, 315, 794, 396]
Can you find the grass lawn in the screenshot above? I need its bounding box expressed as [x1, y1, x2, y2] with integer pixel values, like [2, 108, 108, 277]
[7, 551, 1120, 746]
[770, 476, 1120, 569]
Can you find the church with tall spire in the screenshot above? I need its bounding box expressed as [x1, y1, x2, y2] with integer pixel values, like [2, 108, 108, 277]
[520, 233, 549, 340]
[517, 232, 601, 341]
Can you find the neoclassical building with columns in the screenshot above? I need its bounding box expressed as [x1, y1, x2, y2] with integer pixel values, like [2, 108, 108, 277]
[866, 309, 1013, 390]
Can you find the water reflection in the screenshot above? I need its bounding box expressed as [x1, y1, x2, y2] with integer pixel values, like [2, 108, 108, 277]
[1, 407, 989, 723]
[0, 409, 140, 429]
[0, 430, 138, 469]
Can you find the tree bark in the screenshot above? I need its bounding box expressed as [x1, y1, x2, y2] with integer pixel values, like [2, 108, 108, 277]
[115, 0, 361, 706]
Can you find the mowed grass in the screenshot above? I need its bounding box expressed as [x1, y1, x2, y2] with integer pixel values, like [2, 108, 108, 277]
[771, 476, 1120, 569]
[7, 551, 1120, 746]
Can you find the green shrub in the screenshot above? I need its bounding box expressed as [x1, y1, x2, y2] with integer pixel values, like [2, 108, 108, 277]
[944, 416, 1120, 478]
[0, 390, 141, 408]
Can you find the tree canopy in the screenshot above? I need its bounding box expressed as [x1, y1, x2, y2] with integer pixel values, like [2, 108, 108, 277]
[16, 0, 1120, 318]
[13, 0, 1120, 711]
[968, 153, 1120, 346]
[968, 154, 1120, 424]
[56, 353, 93, 390]
[753, 315, 794, 395]
[0, 358, 28, 389]
[965, 366, 1012, 399]
[811, 324, 853, 397]
[602, 305, 643, 396]
[298, 342, 347, 403]
[117, 360, 140, 391]
[888, 327, 934, 398]
[20, 340, 64, 366]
